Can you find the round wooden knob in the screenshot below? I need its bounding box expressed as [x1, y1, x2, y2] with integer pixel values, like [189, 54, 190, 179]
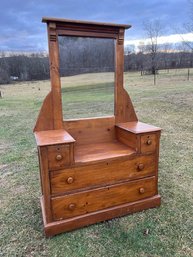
[56, 154, 63, 161]
[68, 203, 76, 211]
[137, 163, 144, 171]
[66, 177, 74, 184]
[146, 139, 152, 145]
[139, 187, 145, 194]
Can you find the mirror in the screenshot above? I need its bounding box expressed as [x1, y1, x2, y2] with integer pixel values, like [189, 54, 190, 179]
[58, 36, 115, 120]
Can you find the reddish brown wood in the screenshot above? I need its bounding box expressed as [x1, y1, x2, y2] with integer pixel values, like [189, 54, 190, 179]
[33, 92, 54, 132]
[34, 129, 75, 146]
[38, 147, 52, 223]
[42, 17, 131, 29]
[115, 126, 139, 151]
[47, 144, 74, 170]
[50, 154, 156, 194]
[74, 141, 135, 164]
[63, 116, 116, 145]
[57, 29, 117, 39]
[114, 29, 138, 123]
[116, 121, 161, 134]
[140, 134, 157, 154]
[34, 17, 162, 236]
[47, 23, 63, 130]
[41, 195, 161, 237]
[51, 177, 156, 220]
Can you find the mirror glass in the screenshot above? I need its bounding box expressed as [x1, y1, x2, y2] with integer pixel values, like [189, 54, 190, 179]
[58, 36, 115, 120]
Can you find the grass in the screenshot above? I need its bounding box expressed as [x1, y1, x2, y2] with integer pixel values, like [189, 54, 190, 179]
[0, 69, 193, 257]
[61, 82, 114, 119]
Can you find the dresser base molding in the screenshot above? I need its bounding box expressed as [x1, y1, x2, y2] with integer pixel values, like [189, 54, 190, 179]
[40, 195, 161, 237]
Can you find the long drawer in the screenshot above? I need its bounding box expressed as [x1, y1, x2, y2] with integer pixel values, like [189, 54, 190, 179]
[51, 176, 157, 220]
[50, 155, 156, 194]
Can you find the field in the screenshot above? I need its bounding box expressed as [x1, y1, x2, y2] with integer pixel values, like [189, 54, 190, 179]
[0, 69, 193, 257]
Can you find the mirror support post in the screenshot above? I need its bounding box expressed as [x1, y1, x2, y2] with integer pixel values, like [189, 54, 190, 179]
[47, 22, 63, 129]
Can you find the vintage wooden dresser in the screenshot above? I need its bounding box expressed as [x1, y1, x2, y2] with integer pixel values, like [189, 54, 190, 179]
[34, 17, 161, 237]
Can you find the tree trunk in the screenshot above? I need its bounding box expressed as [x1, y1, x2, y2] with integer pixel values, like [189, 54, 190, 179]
[154, 73, 156, 85]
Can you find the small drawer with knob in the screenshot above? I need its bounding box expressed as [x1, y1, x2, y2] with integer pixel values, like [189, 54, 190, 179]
[47, 144, 74, 170]
[140, 134, 157, 153]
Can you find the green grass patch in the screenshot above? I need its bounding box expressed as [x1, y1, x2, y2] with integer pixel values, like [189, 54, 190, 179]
[61, 81, 114, 119]
[0, 69, 193, 257]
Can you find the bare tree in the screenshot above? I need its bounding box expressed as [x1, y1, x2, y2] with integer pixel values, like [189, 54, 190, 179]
[137, 41, 146, 75]
[143, 20, 163, 84]
[179, 0, 193, 50]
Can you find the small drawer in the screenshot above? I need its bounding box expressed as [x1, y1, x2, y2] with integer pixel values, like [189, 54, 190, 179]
[51, 176, 157, 220]
[47, 144, 73, 170]
[140, 134, 157, 153]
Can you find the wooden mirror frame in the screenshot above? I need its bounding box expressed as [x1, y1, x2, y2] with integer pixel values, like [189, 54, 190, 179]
[34, 17, 138, 132]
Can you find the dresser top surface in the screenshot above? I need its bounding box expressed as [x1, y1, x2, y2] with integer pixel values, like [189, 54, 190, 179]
[116, 121, 161, 134]
[34, 129, 75, 146]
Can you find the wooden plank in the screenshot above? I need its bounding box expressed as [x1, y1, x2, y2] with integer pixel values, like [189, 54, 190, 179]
[42, 17, 131, 29]
[153, 131, 161, 194]
[74, 141, 135, 164]
[114, 29, 138, 123]
[63, 116, 116, 145]
[39, 146, 52, 223]
[41, 195, 161, 237]
[50, 154, 156, 194]
[115, 126, 138, 151]
[51, 176, 156, 220]
[34, 129, 75, 146]
[116, 121, 161, 134]
[57, 29, 117, 39]
[33, 92, 54, 132]
[47, 23, 63, 129]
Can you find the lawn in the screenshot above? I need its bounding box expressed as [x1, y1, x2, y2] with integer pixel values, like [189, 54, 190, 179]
[0, 69, 193, 257]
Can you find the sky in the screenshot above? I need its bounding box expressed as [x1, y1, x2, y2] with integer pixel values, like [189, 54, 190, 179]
[0, 0, 192, 52]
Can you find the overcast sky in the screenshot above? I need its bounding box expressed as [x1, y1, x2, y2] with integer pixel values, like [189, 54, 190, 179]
[0, 0, 191, 52]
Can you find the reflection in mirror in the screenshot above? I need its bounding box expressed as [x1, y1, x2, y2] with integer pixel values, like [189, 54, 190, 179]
[58, 36, 115, 120]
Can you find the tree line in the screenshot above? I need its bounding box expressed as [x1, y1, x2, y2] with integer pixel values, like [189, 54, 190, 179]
[0, 53, 49, 84]
[0, 45, 192, 85]
[59, 36, 115, 76]
[125, 49, 193, 73]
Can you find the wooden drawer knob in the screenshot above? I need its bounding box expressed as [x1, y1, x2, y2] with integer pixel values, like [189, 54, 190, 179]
[68, 203, 76, 211]
[139, 187, 145, 194]
[66, 177, 74, 184]
[146, 139, 152, 145]
[55, 154, 63, 161]
[137, 163, 144, 171]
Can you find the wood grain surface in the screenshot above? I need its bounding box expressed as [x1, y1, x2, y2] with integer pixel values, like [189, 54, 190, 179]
[50, 154, 156, 194]
[51, 176, 156, 220]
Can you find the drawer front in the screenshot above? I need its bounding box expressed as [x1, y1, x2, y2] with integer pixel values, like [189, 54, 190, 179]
[47, 144, 73, 170]
[140, 134, 157, 153]
[50, 155, 156, 194]
[51, 176, 156, 220]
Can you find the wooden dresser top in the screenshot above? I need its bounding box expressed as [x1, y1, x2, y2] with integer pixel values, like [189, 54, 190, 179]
[116, 121, 161, 134]
[34, 129, 75, 146]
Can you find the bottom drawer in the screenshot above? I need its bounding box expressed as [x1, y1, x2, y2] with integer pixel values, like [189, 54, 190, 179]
[51, 176, 157, 220]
